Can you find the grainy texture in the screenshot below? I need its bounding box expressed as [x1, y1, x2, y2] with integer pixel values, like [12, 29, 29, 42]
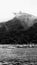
[0, 45, 37, 65]
[0, 14, 37, 44]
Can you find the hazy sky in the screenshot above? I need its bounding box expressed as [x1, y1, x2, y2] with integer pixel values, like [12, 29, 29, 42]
[0, 0, 37, 22]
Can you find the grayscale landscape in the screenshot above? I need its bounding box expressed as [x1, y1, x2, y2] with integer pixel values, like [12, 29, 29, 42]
[0, 0, 37, 65]
[0, 13, 37, 65]
[0, 45, 37, 65]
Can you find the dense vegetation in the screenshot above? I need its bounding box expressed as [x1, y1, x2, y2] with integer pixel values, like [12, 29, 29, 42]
[0, 18, 37, 44]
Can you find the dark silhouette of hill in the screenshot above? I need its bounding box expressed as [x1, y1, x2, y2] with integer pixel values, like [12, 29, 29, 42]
[0, 14, 37, 44]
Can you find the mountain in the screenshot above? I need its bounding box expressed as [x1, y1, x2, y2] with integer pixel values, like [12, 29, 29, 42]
[0, 13, 37, 44]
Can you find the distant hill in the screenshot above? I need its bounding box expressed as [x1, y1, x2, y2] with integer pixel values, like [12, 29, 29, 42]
[0, 13, 37, 44]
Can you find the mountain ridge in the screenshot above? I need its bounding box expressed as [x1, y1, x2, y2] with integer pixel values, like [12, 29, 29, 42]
[0, 13, 37, 44]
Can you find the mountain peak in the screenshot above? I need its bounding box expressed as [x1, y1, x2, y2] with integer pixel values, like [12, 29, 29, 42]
[14, 12, 37, 27]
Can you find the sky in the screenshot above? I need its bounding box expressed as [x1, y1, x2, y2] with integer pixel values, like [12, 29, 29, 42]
[0, 0, 37, 22]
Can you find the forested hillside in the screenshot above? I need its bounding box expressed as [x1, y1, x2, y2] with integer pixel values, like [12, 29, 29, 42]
[0, 14, 37, 44]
